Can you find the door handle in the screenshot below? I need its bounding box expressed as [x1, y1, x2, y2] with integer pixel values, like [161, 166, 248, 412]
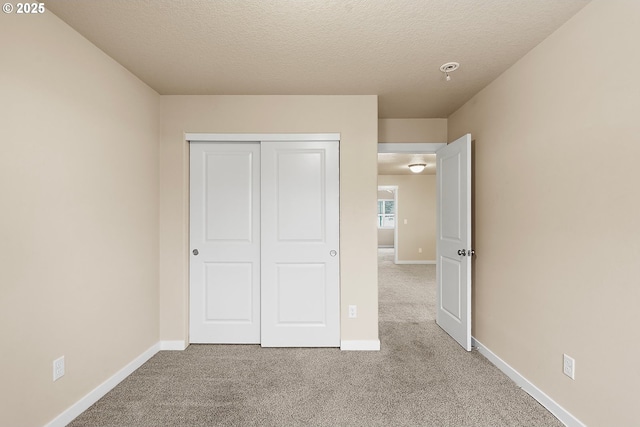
[329, 250, 337, 257]
[192, 249, 199, 256]
[457, 249, 475, 257]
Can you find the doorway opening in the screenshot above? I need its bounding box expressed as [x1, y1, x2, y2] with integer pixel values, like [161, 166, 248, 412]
[377, 143, 442, 327]
[377, 143, 442, 267]
[377, 137, 473, 351]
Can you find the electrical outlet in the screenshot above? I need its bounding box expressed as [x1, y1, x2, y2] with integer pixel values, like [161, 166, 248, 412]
[348, 305, 357, 318]
[563, 354, 575, 380]
[418, 247, 422, 253]
[53, 356, 65, 381]
[403, 219, 407, 225]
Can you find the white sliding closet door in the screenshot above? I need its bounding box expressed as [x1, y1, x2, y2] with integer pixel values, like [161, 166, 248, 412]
[188, 135, 340, 347]
[260, 140, 340, 347]
[189, 143, 261, 343]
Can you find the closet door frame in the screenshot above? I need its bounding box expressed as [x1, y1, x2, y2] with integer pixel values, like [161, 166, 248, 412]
[186, 133, 341, 346]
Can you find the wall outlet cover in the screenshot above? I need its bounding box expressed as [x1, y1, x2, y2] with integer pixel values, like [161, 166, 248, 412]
[348, 305, 357, 318]
[53, 356, 65, 381]
[563, 354, 575, 380]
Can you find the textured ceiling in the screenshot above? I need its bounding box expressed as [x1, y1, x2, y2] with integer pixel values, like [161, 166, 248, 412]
[47, 0, 590, 118]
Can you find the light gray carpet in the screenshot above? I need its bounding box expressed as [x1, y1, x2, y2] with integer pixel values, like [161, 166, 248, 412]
[68, 249, 562, 426]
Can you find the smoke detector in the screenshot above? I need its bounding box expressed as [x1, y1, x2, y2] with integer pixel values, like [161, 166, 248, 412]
[440, 62, 460, 81]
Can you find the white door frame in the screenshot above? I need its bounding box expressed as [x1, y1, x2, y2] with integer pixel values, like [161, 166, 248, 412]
[186, 133, 341, 346]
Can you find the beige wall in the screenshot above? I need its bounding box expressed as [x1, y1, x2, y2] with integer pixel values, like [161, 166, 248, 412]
[0, 13, 160, 427]
[6, 1, 631, 425]
[448, 1, 640, 425]
[377, 228, 394, 247]
[378, 176, 436, 261]
[379, 118, 447, 143]
[159, 95, 379, 343]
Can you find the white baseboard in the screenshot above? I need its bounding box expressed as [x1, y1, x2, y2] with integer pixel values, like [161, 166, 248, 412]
[340, 340, 381, 351]
[394, 260, 436, 265]
[160, 340, 188, 350]
[45, 343, 160, 427]
[472, 337, 585, 427]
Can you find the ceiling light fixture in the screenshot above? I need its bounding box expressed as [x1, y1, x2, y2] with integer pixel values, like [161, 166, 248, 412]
[408, 163, 426, 173]
[440, 62, 460, 82]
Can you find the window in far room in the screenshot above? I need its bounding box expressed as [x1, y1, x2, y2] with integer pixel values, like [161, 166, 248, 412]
[377, 199, 395, 228]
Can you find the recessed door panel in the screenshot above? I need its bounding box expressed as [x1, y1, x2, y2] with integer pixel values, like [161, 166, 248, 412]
[276, 264, 326, 325]
[276, 151, 324, 242]
[440, 256, 461, 321]
[205, 263, 253, 322]
[205, 152, 254, 242]
[441, 152, 461, 242]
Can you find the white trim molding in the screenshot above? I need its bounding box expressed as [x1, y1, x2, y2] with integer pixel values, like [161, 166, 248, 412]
[472, 337, 585, 427]
[160, 340, 188, 351]
[186, 132, 341, 142]
[394, 260, 436, 265]
[340, 340, 381, 351]
[44, 343, 160, 427]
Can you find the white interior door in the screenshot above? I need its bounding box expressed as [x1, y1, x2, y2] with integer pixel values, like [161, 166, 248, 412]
[436, 134, 472, 351]
[189, 143, 261, 343]
[260, 140, 340, 347]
